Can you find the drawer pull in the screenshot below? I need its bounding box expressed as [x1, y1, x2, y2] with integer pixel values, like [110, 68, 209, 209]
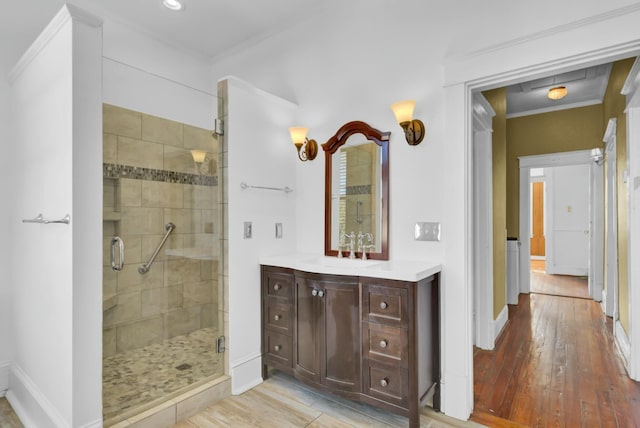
[380, 301, 388, 310]
[274, 314, 281, 321]
[379, 340, 388, 349]
[274, 345, 281, 352]
[317, 290, 325, 297]
[312, 289, 318, 296]
[380, 378, 389, 387]
[273, 283, 281, 291]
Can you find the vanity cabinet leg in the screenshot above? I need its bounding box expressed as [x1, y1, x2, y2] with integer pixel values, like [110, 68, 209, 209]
[262, 362, 269, 379]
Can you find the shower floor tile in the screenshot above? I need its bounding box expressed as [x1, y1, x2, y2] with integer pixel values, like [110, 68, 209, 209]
[103, 327, 222, 423]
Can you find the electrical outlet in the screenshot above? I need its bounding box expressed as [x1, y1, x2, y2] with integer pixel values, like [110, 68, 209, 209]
[415, 222, 441, 241]
[244, 221, 252, 239]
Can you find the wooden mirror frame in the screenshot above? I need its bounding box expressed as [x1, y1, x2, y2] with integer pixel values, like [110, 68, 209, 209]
[321, 121, 390, 260]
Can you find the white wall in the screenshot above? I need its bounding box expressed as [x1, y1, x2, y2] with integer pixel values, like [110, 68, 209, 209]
[101, 18, 216, 128]
[7, 5, 103, 427]
[0, 62, 11, 396]
[224, 77, 298, 393]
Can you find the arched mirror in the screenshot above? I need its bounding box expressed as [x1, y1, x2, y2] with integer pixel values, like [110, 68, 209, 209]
[322, 121, 390, 260]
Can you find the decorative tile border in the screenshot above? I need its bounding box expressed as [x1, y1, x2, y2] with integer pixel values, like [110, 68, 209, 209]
[346, 185, 371, 195]
[104, 163, 217, 187]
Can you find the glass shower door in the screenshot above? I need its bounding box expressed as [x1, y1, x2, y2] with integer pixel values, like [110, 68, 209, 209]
[101, 103, 223, 425]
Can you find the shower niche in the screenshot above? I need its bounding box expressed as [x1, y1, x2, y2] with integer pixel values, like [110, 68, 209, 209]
[101, 103, 224, 425]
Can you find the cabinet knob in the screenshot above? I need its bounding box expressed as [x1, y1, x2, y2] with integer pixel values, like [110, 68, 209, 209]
[274, 345, 281, 352]
[379, 340, 388, 349]
[311, 289, 318, 297]
[273, 283, 281, 291]
[380, 378, 389, 387]
[274, 314, 281, 321]
[317, 290, 325, 297]
[379, 301, 388, 310]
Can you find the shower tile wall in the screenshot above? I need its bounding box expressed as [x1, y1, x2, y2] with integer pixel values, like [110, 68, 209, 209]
[103, 104, 219, 358]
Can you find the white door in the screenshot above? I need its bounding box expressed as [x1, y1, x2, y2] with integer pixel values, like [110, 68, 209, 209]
[546, 164, 590, 276]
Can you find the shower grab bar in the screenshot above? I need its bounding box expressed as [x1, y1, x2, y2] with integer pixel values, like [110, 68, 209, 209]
[111, 236, 125, 272]
[138, 222, 175, 274]
[22, 213, 70, 225]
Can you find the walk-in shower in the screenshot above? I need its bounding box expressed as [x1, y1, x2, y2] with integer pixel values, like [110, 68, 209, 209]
[102, 103, 224, 425]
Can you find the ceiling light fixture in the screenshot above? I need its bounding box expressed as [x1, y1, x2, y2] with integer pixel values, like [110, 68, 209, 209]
[163, 0, 184, 11]
[547, 86, 568, 100]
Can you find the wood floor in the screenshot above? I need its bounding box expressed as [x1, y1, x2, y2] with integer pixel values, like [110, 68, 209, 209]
[0, 397, 23, 428]
[473, 291, 640, 427]
[171, 371, 482, 428]
[530, 259, 590, 299]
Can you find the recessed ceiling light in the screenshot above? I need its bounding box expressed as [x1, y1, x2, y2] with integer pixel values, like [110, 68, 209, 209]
[163, 0, 184, 11]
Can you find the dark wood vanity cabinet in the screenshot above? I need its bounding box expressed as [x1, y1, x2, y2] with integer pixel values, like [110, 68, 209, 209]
[294, 273, 360, 392]
[261, 265, 440, 428]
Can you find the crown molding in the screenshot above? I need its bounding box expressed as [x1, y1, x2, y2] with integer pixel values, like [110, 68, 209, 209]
[9, 4, 102, 84]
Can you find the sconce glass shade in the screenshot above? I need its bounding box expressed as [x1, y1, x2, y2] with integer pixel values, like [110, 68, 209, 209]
[289, 127, 309, 145]
[390, 100, 416, 124]
[547, 86, 568, 100]
[190, 149, 207, 163]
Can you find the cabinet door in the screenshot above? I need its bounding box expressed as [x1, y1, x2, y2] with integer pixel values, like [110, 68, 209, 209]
[294, 277, 320, 383]
[321, 280, 360, 392]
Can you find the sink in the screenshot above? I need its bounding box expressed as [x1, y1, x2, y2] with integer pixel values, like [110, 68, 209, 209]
[302, 257, 381, 268]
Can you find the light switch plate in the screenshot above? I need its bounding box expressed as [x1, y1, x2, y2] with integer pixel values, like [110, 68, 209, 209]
[415, 222, 441, 241]
[275, 223, 283, 239]
[244, 221, 252, 239]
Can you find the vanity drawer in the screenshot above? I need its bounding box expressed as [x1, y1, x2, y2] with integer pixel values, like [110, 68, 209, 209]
[363, 361, 408, 408]
[362, 282, 409, 328]
[363, 322, 408, 367]
[264, 298, 291, 334]
[263, 330, 293, 368]
[263, 270, 293, 299]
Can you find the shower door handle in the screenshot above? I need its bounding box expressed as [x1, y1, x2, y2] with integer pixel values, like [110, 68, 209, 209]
[111, 236, 125, 271]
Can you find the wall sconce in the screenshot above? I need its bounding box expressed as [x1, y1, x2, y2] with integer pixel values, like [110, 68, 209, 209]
[191, 149, 210, 174]
[390, 100, 425, 146]
[590, 148, 604, 165]
[289, 127, 318, 161]
[547, 86, 568, 100]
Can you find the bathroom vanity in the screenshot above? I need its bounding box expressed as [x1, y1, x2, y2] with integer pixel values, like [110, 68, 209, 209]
[260, 255, 441, 428]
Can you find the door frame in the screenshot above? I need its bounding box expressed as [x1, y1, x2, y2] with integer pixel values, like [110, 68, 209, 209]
[519, 151, 603, 300]
[472, 92, 496, 350]
[442, 6, 640, 419]
[604, 118, 618, 318]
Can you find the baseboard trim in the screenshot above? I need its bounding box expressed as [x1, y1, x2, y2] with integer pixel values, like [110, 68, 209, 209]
[615, 320, 631, 374]
[0, 361, 9, 396]
[7, 363, 69, 428]
[493, 305, 508, 343]
[230, 353, 263, 395]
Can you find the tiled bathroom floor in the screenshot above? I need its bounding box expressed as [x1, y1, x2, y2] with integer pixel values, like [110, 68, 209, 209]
[103, 327, 222, 424]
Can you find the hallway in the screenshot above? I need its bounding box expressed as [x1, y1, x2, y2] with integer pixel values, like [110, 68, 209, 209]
[472, 292, 640, 426]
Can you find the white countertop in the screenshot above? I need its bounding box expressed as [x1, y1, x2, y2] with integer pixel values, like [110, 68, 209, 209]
[260, 254, 442, 282]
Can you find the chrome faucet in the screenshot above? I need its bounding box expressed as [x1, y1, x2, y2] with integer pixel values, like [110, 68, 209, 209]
[359, 233, 374, 260]
[342, 232, 356, 259]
